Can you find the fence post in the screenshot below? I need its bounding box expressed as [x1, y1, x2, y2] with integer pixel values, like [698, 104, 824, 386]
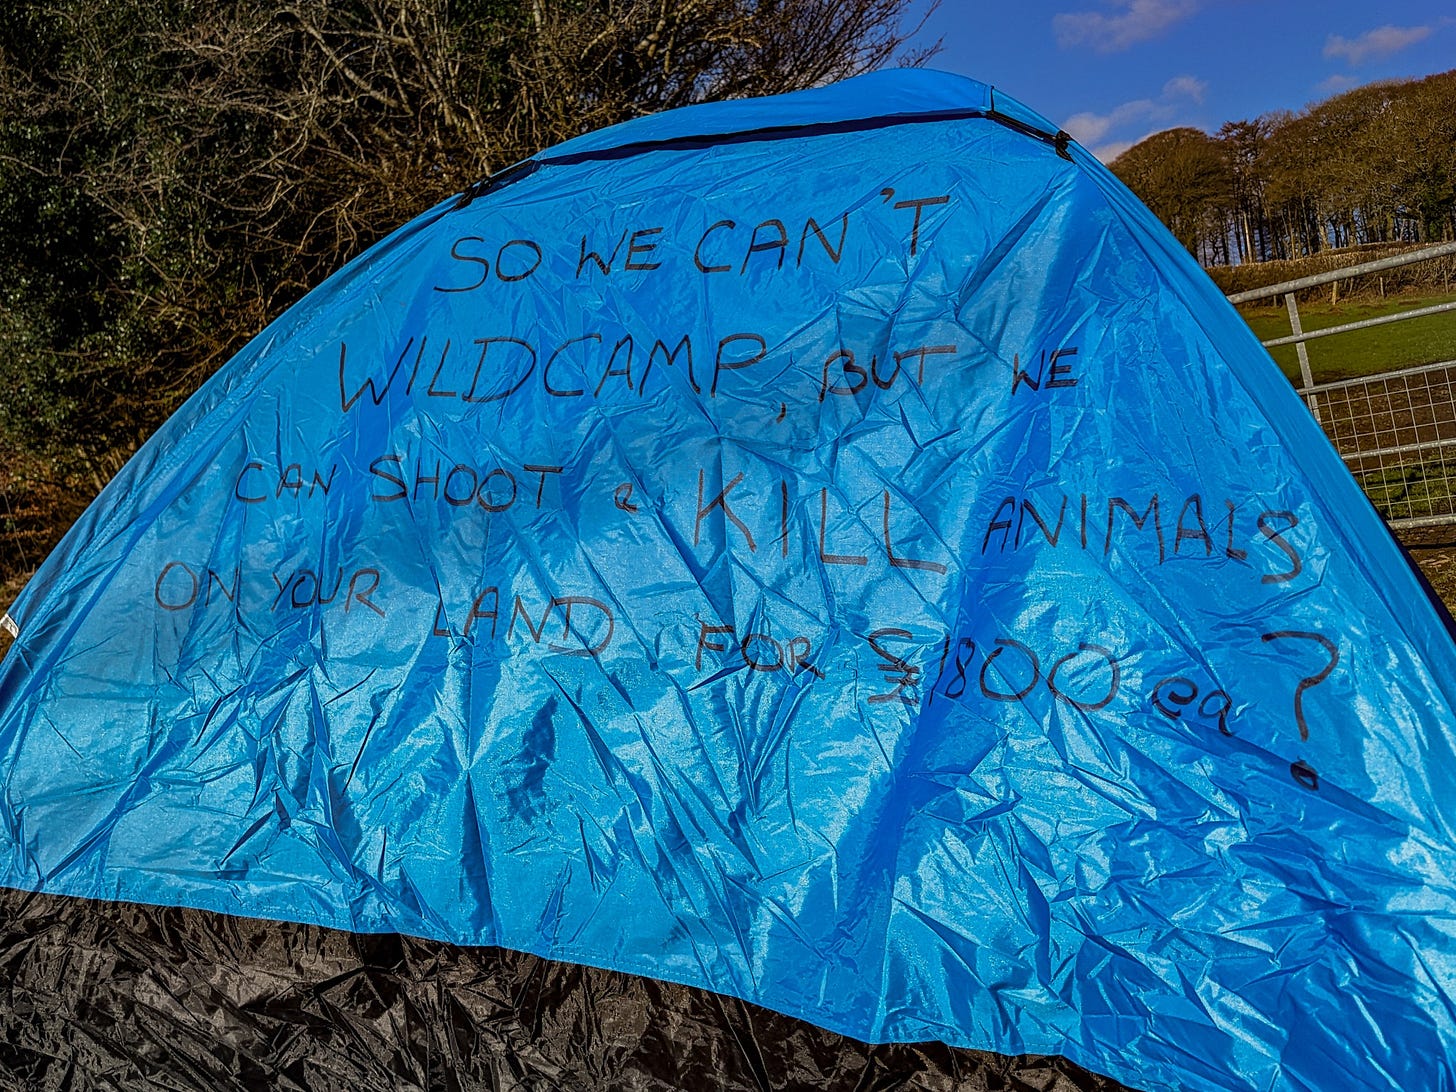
[1285, 292, 1320, 422]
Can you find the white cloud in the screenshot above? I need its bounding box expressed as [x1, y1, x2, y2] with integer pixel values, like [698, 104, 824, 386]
[1061, 76, 1207, 148]
[1064, 102, 1150, 145]
[1161, 74, 1207, 104]
[1323, 24, 1432, 65]
[1054, 0, 1200, 53]
[1091, 139, 1138, 163]
[1315, 74, 1359, 95]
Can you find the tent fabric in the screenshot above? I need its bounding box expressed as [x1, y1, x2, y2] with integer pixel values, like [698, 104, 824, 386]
[0, 886, 1131, 1092]
[3, 68, 1456, 1090]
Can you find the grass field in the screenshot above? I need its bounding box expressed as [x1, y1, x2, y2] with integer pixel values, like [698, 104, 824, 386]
[1237, 289, 1456, 528]
[1354, 465, 1456, 525]
[1239, 291, 1456, 385]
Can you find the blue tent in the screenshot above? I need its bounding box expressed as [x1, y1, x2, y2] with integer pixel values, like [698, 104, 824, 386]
[3, 69, 1456, 1091]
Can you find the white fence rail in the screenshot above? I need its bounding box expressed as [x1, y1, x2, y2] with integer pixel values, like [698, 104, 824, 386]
[1229, 242, 1456, 529]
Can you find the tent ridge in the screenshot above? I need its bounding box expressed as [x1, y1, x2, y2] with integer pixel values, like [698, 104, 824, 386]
[453, 105, 1071, 211]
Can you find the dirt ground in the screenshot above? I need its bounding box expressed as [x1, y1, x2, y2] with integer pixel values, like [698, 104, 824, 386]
[1409, 541, 1456, 615]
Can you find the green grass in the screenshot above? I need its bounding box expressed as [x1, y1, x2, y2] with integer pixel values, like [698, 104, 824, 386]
[1355, 464, 1456, 523]
[1239, 291, 1456, 385]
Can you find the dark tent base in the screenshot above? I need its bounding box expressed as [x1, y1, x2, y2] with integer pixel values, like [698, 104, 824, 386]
[0, 889, 1137, 1092]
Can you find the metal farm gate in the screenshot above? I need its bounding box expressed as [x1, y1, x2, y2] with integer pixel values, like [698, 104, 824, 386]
[1227, 241, 1456, 530]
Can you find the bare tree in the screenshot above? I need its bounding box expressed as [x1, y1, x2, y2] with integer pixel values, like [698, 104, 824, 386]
[1111, 127, 1231, 260]
[0, 0, 931, 462]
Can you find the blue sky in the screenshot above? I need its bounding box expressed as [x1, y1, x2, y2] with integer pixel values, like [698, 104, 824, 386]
[905, 0, 1456, 160]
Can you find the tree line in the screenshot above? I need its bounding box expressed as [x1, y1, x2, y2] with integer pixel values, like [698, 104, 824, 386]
[1110, 69, 1456, 268]
[0, 0, 925, 480]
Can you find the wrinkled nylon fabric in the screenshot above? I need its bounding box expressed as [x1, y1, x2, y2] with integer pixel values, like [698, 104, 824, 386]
[0, 887, 1132, 1091]
[2, 70, 1456, 1092]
